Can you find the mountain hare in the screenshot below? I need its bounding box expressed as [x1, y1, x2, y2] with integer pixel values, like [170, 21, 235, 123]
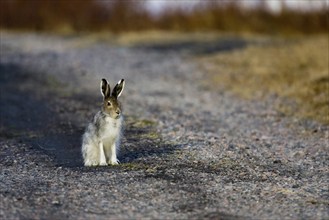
[82, 78, 125, 166]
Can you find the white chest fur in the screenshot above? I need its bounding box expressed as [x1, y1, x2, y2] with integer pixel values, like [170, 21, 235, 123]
[100, 116, 122, 144]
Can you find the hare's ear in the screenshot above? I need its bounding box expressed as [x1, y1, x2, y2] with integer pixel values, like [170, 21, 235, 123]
[100, 78, 110, 98]
[112, 79, 125, 98]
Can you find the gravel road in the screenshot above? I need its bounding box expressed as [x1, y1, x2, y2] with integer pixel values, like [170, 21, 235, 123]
[1, 32, 328, 219]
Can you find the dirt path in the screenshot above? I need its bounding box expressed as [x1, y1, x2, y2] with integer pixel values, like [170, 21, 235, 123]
[1, 32, 328, 219]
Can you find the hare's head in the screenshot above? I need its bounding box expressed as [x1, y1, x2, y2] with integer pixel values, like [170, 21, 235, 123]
[100, 78, 125, 119]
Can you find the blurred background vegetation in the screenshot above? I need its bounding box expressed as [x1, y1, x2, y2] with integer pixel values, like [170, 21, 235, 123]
[0, 0, 327, 35]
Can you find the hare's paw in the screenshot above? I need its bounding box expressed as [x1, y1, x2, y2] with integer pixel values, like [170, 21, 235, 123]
[99, 161, 108, 166]
[84, 160, 99, 167]
[109, 158, 120, 165]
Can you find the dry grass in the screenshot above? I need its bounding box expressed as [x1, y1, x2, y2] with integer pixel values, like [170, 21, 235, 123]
[0, 0, 327, 35]
[198, 35, 328, 124]
[114, 31, 224, 46]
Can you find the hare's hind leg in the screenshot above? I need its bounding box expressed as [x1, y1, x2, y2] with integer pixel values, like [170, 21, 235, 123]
[82, 143, 100, 166]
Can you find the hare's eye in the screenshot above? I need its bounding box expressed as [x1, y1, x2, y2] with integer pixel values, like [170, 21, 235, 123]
[107, 101, 112, 106]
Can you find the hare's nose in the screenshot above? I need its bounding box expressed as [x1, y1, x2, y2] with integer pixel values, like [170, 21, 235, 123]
[116, 110, 121, 115]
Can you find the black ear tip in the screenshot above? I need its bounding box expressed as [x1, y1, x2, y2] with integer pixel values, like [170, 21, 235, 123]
[117, 79, 125, 85]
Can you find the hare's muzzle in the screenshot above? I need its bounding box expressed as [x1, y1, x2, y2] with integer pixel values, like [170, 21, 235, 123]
[115, 109, 121, 119]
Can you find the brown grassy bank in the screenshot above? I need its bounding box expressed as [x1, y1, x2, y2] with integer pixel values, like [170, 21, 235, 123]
[198, 35, 329, 124]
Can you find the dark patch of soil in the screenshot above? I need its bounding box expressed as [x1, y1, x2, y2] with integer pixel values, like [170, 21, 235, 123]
[134, 38, 247, 55]
[0, 63, 176, 168]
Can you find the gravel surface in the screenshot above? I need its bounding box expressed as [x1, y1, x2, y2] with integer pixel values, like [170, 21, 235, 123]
[1, 32, 328, 219]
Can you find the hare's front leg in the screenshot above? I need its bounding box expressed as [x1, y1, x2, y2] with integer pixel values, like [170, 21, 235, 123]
[99, 142, 108, 166]
[108, 143, 119, 165]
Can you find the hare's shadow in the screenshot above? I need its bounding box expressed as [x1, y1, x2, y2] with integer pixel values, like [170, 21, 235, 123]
[34, 120, 177, 168]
